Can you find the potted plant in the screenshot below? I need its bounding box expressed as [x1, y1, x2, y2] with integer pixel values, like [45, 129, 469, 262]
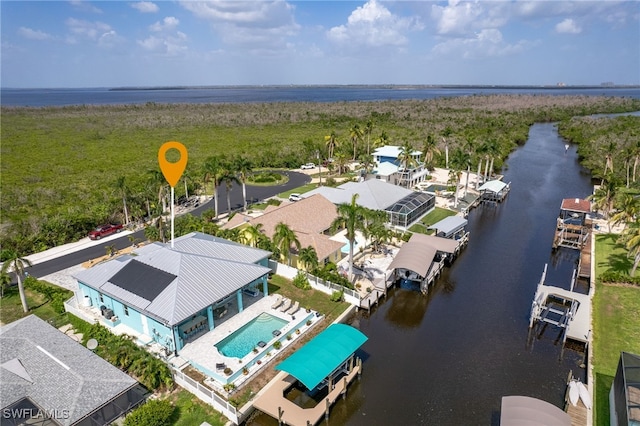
[273, 340, 282, 350]
[295, 329, 300, 335]
[242, 367, 248, 375]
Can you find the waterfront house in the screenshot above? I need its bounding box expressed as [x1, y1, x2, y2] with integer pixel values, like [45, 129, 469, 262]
[305, 179, 435, 229]
[66, 232, 272, 354]
[371, 145, 429, 188]
[223, 194, 344, 266]
[0, 315, 146, 426]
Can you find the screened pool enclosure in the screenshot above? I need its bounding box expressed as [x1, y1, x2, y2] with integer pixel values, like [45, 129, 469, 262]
[386, 192, 435, 228]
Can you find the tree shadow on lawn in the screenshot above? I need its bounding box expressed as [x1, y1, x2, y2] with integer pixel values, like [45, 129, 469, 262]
[597, 234, 633, 274]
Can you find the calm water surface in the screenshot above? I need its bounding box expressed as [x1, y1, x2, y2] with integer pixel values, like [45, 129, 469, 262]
[249, 122, 592, 426]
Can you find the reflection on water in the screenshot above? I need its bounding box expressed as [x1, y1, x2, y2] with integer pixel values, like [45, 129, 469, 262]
[247, 123, 593, 425]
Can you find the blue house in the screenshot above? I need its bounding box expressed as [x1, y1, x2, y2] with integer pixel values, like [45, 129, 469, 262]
[69, 232, 272, 354]
[371, 145, 429, 188]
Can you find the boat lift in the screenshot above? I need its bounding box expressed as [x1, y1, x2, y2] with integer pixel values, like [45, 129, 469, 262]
[527, 264, 582, 360]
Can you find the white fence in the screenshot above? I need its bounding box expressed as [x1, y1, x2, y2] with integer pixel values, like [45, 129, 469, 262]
[172, 367, 242, 424]
[268, 260, 361, 305]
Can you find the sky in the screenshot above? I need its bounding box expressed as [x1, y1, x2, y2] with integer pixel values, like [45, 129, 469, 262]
[1, 0, 638, 88]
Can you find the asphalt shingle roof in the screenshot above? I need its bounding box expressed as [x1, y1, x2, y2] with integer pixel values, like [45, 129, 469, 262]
[0, 316, 137, 426]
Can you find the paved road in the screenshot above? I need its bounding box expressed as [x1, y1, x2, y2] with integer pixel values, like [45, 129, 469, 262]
[26, 171, 310, 279]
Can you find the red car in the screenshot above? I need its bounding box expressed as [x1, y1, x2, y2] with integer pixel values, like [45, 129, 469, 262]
[89, 224, 123, 240]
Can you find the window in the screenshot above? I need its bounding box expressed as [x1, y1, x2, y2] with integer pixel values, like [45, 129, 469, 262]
[123, 305, 129, 316]
[99, 293, 104, 303]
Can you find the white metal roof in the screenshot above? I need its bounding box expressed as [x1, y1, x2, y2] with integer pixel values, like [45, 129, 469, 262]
[372, 145, 422, 158]
[375, 161, 399, 176]
[304, 179, 413, 211]
[479, 180, 508, 193]
[428, 216, 468, 237]
[74, 232, 272, 326]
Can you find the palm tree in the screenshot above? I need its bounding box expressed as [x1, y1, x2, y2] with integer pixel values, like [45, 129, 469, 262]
[373, 130, 390, 151]
[349, 123, 363, 160]
[115, 176, 130, 225]
[358, 153, 375, 177]
[234, 155, 253, 211]
[397, 141, 419, 188]
[221, 166, 240, 215]
[325, 131, 339, 160]
[298, 246, 319, 272]
[334, 152, 349, 175]
[449, 148, 468, 208]
[600, 137, 617, 183]
[364, 120, 374, 155]
[241, 223, 265, 248]
[442, 126, 453, 169]
[622, 219, 640, 276]
[611, 192, 639, 231]
[0, 269, 11, 298]
[589, 176, 619, 232]
[202, 155, 226, 220]
[1, 250, 32, 313]
[272, 222, 301, 266]
[422, 134, 441, 170]
[331, 194, 366, 281]
[147, 169, 167, 214]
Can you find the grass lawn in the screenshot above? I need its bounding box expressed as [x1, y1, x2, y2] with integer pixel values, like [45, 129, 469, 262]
[166, 388, 227, 426]
[408, 207, 457, 234]
[267, 274, 350, 324]
[592, 234, 640, 426]
[0, 285, 72, 325]
[277, 183, 319, 199]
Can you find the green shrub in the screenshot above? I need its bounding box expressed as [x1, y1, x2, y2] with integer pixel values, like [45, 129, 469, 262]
[273, 340, 282, 350]
[599, 270, 640, 286]
[292, 271, 311, 290]
[266, 198, 282, 207]
[330, 290, 344, 302]
[50, 293, 67, 314]
[123, 399, 174, 426]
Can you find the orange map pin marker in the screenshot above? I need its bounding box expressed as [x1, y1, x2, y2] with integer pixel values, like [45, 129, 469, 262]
[158, 141, 188, 187]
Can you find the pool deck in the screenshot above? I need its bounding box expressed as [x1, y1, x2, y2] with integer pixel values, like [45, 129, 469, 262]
[178, 294, 315, 383]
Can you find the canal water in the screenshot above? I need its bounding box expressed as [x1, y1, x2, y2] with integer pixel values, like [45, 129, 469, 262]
[249, 122, 593, 425]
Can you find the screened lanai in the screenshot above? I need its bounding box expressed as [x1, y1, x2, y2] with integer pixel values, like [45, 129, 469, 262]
[387, 192, 435, 228]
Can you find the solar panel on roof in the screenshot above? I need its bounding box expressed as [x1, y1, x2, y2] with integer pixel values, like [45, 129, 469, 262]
[109, 260, 176, 301]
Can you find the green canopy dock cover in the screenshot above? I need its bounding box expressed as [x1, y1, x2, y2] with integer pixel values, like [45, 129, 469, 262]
[275, 324, 367, 390]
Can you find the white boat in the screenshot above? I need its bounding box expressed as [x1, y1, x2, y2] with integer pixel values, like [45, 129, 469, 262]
[577, 380, 592, 409]
[568, 380, 579, 406]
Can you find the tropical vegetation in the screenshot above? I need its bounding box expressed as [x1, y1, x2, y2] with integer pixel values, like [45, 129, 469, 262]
[3, 96, 639, 255]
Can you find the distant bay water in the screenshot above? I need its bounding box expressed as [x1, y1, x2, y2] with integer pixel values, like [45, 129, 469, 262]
[1, 85, 639, 107]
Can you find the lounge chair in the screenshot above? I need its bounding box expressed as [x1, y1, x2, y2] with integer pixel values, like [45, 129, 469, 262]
[216, 363, 226, 371]
[286, 301, 300, 315]
[271, 295, 283, 309]
[279, 298, 292, 312]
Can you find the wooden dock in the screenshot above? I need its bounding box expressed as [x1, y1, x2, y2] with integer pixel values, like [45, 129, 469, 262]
[578, 235, 592, 279]
[566, 400, 589, 426]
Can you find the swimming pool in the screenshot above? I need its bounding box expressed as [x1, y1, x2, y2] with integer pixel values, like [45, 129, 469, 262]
[215, 313, 288, 358]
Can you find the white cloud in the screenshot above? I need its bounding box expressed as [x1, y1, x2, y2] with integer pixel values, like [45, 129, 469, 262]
[137, 31, 188, 55]
[181, 1, 300, 50]
[65, 18, 112, 40]
[18, 27, 53, 41]
[327, 0, 423, 48]
[69, 0, 102, 14]
[432, 29, 534, 59]
[131, 1, 158, 14]
[150, 17, 180, 32]
[431, 1, 508, 36]
[555, 18, 582, 34]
